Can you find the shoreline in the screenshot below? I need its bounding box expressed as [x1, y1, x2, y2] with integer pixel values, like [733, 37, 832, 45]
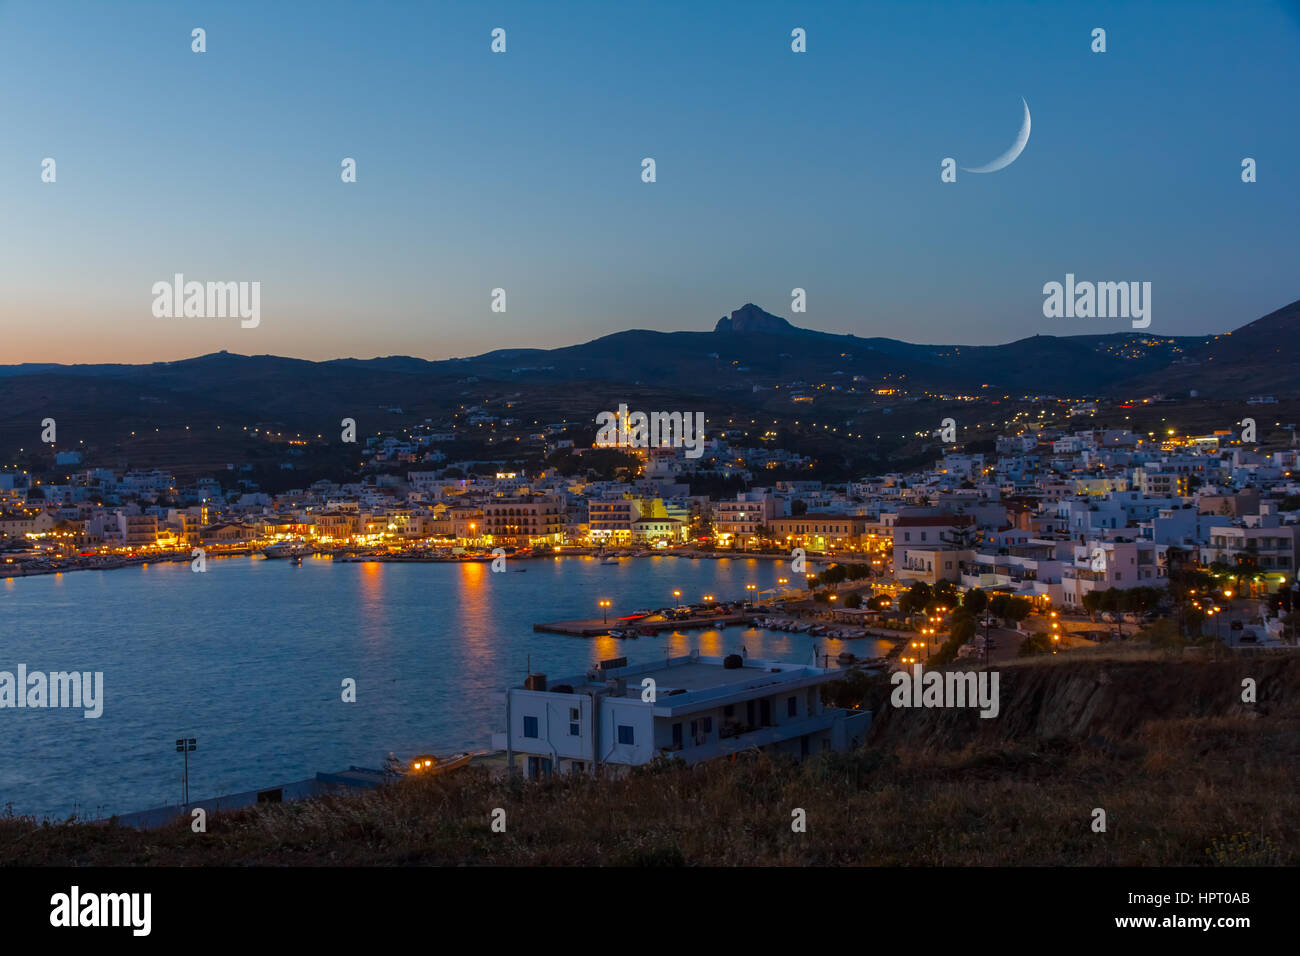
[0, 546, 819, 580]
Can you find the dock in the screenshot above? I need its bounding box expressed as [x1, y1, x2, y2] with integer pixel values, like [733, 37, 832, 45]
[534, 613, 754, 637]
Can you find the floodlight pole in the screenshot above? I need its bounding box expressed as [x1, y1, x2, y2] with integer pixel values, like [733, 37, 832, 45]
[176, 737, 196, 805]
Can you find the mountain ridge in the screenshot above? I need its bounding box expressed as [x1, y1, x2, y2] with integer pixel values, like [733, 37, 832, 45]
[0, 299, 1296, 401]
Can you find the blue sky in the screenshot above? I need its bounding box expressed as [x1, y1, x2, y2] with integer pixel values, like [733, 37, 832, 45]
[1, 0, 1297, 362]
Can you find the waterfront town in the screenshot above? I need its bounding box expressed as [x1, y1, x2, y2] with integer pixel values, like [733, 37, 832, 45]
[6, 393, 1298, 800]
[4, 400, 1298, 638]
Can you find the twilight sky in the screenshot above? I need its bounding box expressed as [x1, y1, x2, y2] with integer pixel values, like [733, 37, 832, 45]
[1, 0, 1297, 364]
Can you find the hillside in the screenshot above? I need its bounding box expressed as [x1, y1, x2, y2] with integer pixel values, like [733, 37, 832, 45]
[3, 650, 1295, 866]
[1, 299, 1296, 469]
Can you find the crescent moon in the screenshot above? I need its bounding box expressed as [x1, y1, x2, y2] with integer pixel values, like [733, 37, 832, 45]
[961, 97, 1030, 173]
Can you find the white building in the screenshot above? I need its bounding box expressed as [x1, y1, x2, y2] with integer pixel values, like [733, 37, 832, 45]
[493, 652, 870, 778]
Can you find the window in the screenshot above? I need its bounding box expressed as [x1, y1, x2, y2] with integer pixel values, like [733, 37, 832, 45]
[787, 696, 797, 718]
[702, 717, 712, 733]
[569, 706, 580, 721]
[672, 722, 683, 747]
[522, 715, 538, 738]
[569, 723, 580, 736]
[617, 725, 634, 745]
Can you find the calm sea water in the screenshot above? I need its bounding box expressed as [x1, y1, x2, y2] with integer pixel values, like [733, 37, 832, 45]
[0, 554, 891, 820]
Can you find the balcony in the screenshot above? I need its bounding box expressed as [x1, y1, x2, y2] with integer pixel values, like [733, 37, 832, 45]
[671, 712, 848, 764]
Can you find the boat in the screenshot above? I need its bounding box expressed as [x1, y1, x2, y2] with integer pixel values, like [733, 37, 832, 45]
[263, 542, 310, 560]
[405, 752, 472, 775]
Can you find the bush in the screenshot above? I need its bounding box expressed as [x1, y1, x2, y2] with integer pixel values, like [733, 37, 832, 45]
[844, 592, 863, 609]
[928, 635, 967, 667]
[1018, 632, 1052, 657]
[949, 616, 976, 644]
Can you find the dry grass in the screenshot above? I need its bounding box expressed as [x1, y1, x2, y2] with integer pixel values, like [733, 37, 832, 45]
[3, 654, 1297, 866]
[3, 720, 1296, 866]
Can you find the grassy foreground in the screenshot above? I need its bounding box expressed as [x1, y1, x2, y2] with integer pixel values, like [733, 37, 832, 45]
[3, 651, 1297, 866]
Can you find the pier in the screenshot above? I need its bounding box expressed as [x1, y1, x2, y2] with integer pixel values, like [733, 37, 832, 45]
[534, 612, 754, 637]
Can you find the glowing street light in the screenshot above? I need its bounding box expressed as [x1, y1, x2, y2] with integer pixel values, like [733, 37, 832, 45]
[673, 589, 682, 607]
[599, 599, 612, 624]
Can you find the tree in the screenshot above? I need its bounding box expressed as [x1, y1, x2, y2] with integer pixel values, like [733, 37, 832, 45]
[1081, 590, 1104, 622]
[940, 524, 980, 550]
[931, 579, 959, 607]
[1004, 597, 1032, 624]
[844, 592, 863, 609]
[949, 615, 976, 644]
[820, 564, 848, 586]
[791, 499, 808, 516]
[899, 581, 932, 615]
[963, 587, 989, 616]
[1231, 554, 1259, 593]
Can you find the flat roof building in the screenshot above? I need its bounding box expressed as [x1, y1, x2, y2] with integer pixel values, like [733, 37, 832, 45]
[492, 651, 870, 778]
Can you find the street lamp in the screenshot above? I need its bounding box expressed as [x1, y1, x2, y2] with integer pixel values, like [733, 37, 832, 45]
[673, 589, 681, 607]
[599, 599, 611, 624]
[175, 737, 196, 805]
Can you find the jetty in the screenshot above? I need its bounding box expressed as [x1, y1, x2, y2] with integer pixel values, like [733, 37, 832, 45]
[534, 612, 753, 637]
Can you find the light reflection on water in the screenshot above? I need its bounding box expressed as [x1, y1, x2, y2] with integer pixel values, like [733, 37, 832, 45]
[0, 555, 892, 819]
